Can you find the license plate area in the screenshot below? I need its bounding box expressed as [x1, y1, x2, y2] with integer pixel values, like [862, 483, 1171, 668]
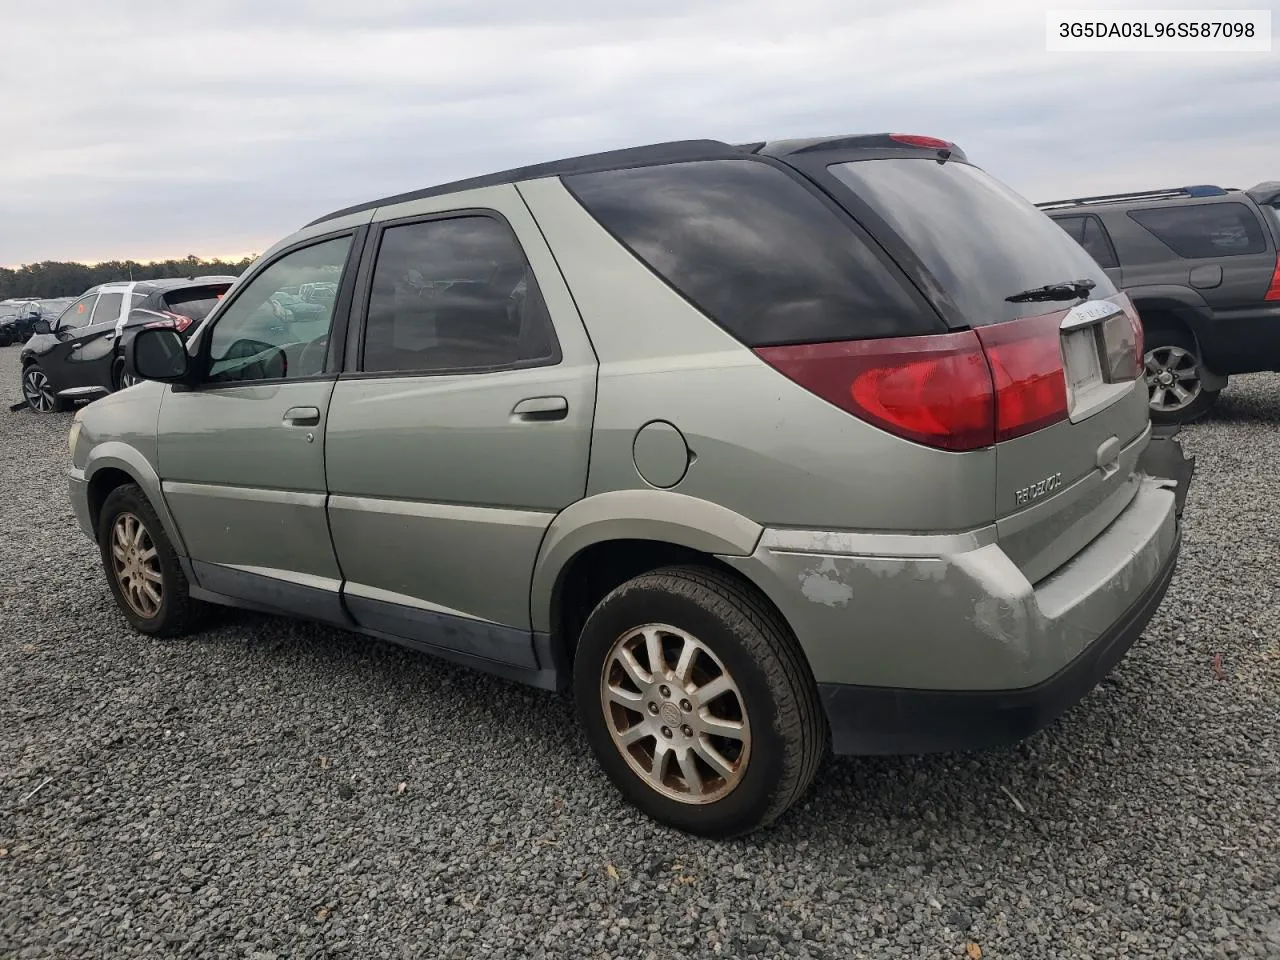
[1059, 301, 1134, 422]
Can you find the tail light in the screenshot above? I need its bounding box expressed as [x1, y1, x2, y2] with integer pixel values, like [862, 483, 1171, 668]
[755, 313, 1076, 452]
[1265, 254, 1280, 301]
[143, 311, 194, 333]
[975, 314, 1069, 442]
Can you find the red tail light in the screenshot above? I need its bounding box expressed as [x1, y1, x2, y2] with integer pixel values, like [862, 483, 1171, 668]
[975, 314, 1069, 442]
[756, 332, 995, 451]
[1265, 254, 1280, 301]
[143, 312, 193, 333]
[755, 314, 1072, 452]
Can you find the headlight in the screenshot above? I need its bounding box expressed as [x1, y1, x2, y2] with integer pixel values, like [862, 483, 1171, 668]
[68, 421, 81, 456]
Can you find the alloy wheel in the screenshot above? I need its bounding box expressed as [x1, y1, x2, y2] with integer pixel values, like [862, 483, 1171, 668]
[22, 368, 55, 413]
[600, 623, 751, 805]
[1144, 345, 1202, 414]
[110, 512, 163, 618]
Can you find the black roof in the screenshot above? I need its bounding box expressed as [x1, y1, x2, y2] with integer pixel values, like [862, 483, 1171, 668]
[306, 133, 967, 228]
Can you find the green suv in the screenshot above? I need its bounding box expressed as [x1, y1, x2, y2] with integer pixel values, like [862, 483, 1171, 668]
[67, 135, 1192, 837]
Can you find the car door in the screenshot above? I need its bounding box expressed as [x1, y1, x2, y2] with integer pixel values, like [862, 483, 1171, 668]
[156, 229, 365, 623]
[36, 292, 99, 391]
[324, 185, 598, 668]
[57, 289, 135, 392]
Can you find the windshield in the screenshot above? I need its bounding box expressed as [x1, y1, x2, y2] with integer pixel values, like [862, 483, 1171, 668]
[828, 159, 1117, 326]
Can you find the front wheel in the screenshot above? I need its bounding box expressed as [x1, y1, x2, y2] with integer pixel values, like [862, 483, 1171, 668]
[574, 565, 827, 837]
[1143, 330, 1219, 424]
[22, 364, 69, 413]
[97, 483, 199, 637]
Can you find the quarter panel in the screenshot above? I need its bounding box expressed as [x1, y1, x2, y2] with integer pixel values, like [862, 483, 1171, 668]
[518, 176, 997, 532]
[528, 489, 764, 633]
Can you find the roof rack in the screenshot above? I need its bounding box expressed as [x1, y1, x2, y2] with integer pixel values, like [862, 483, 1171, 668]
[1036, 185, 1228, 211]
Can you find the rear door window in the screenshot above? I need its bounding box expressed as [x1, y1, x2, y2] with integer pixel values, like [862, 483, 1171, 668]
[1128, 202, 1268, 258]
[90, 292, 124, 327]
[564, 159, 938, 347]
[360, 215, 560, 374]
[827, 159, 1117, 326]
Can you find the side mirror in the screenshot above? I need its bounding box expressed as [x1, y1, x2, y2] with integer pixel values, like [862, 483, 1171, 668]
[32, 319, 51, 335]
[127, 327, 190, 383]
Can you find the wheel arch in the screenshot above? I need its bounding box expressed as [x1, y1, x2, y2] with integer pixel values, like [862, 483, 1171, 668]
[532, 489, 770, 658]
[84, 443, 188, 557]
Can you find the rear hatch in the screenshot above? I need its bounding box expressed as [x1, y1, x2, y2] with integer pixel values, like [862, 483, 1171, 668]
[821, 154, 1150, 583]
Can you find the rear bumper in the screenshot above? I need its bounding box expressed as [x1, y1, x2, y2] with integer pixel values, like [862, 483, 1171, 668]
[721, 437, 1192, 756]
[817, 522, 1179, 754]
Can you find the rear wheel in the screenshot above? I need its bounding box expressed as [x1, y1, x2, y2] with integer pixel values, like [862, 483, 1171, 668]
[112, 357, 140, 391]
[574, 565, 826, 837]
[22, 364, 69, 413]
[1143, 328, 1218, 424]
[97, 484, 199, 637]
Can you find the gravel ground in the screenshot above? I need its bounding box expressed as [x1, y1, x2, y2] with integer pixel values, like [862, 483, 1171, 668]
[1, 345, 1277, 960]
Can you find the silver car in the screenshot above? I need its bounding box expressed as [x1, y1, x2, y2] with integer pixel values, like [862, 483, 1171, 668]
[67, 134, 1192, 836]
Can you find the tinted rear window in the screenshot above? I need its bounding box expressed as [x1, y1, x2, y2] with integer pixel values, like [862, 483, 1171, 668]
[563, 159, 938, 347]
[828, 160, 1116, 326]
[1129, 202, 1269, 258]
[163, 284, 231, 322]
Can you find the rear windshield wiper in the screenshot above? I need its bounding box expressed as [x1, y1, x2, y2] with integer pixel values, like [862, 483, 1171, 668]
[1005, 279, 1096, 303]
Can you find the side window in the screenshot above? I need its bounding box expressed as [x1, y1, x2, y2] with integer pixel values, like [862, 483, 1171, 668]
[564, 159, 937, 346]
[361, 215, 559, 374]
[90, 292, 124, 326]
[56, 295, 98, 331]
[1129, 202, 1268, 258]
[206, 236, 351, 384]
[1053, 215, 1120, 269]
[1053, 216, 1087, 244]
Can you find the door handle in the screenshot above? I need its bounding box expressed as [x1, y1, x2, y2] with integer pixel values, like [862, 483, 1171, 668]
[511, 396, 568, 422]
[282, 406, 321, 427]
[103, 332, 116, 341]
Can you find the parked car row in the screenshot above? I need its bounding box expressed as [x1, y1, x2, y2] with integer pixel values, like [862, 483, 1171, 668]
[0, 297, 74, 347]
[67, 132, 1195, 837]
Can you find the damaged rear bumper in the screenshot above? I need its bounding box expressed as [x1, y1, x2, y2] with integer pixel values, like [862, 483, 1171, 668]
[722, 433, 1194, 756]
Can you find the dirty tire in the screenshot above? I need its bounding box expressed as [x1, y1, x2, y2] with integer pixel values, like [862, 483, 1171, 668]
[97, 483, 200, 638]
[1144, 327, 1219, 425]
[574, 565, 827, 838]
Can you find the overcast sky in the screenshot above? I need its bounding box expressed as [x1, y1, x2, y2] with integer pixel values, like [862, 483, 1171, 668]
[2, 0, 1276, 265]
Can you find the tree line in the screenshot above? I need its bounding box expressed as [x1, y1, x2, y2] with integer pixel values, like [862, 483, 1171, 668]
[0, 255, 257, 300]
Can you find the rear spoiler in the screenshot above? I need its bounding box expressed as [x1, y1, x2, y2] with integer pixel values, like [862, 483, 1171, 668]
[1140, 426, 1195, 518]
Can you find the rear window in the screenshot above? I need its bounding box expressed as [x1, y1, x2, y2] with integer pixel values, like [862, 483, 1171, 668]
[827, 160, 1116, 326]
[563, 159, 938, 347]
[163, 284, 231, 323]
[1128, 202, 1268, 258]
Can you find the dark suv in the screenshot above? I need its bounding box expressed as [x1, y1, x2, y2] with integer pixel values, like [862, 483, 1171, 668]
[1039, 182, 1280, 423]
[20, 278, 235, 413]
